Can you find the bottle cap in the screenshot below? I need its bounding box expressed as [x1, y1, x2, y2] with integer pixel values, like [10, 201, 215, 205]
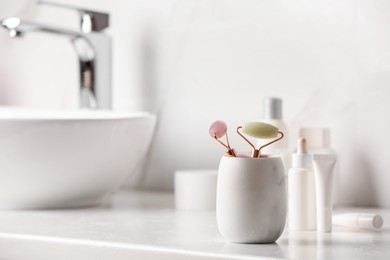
[299, 128, 330, 149]
[263, 97, 282, 120]
[358, 214, 384, 229]
[292, 138, 312, 168]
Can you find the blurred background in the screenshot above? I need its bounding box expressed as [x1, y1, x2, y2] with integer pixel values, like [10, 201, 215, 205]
[0, 0, 389, 207]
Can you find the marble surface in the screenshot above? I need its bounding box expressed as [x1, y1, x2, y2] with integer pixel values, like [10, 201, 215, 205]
[0, 190, 388, 260]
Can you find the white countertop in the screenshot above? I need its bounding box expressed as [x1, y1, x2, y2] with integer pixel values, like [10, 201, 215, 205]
[0, 190, 389, 260]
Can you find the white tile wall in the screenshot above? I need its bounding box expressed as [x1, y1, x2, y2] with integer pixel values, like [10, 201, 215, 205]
[1, 0, 390, 207]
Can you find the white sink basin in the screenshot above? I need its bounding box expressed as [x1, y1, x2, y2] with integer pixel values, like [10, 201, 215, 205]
[0, 108, 156, 209]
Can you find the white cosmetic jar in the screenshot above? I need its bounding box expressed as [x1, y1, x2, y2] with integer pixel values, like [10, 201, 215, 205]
[217, 156, 286, 243]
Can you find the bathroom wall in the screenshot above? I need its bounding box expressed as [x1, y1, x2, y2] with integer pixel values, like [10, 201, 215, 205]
[1, 0, 390, 207]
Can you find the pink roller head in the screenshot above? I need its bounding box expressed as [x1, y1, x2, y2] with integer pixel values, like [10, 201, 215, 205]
[209, 120, 227, 139]
[209, 120, 237, 157]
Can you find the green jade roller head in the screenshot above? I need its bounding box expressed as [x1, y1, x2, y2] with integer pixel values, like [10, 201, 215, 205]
[237, 122, 284, 158]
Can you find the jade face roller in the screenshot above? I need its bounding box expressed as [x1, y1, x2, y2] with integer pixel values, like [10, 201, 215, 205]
[237, 122, 284, 158]
[209, 120, 237, 157]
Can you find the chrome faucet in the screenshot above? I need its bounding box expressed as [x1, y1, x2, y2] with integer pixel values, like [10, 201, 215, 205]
[0, 1, 111, 109]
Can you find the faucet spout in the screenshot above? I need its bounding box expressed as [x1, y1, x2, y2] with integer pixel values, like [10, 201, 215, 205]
[0, 17, 106, 109]
[1, 17, 95, 61]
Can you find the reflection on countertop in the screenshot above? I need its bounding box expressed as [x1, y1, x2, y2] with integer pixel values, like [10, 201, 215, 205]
[0, 190, 388, 260]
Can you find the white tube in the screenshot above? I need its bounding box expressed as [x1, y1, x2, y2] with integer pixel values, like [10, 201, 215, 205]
[313, 154, 336, 232]
[333, 213, 383, 230]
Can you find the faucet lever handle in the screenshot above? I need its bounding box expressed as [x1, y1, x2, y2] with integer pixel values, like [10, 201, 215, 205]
[38, 1, 109, 33]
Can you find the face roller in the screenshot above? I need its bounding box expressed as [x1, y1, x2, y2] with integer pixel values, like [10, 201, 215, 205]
[209, 120, 237, 157]
[236, 122, 284, 158]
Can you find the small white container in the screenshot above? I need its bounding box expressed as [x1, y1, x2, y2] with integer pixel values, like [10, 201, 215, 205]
[175, 170, 218, 210]
[288, 138, 316, 231]
[217, 156, 286, 244]
[333, 213, 383, 230]
[313, 154, 337, 232]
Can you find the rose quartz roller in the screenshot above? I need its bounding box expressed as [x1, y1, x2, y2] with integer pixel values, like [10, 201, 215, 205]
[209, 120, 237, 157]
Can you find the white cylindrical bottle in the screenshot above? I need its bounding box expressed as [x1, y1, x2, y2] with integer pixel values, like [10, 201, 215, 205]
[258, 97, 290, 171]
[333, 213, 383, 230]
[288, 138, 316, 231]
[312, 154, 337, 232]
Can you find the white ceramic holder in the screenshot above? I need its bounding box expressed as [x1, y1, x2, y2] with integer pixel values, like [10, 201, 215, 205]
[216, 156, 286, 243]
